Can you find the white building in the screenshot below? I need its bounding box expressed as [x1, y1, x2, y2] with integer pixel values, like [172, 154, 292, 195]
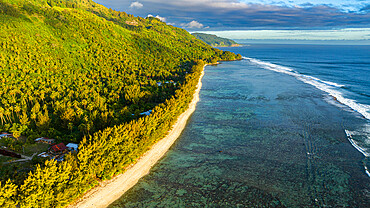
[66, 143, 79, 152]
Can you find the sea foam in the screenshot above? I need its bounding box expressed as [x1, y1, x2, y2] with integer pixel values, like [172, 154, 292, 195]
[345, 130, 370, 157]
[244, 57, 370, 177]
[244, 57, 370, 120]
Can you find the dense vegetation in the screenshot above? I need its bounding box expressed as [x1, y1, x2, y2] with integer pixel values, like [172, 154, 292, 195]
[192, 33, 240, 47]
[0, 0, 240, 207]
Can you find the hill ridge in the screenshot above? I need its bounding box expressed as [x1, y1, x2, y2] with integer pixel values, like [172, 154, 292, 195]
[0, 0, 241, 207]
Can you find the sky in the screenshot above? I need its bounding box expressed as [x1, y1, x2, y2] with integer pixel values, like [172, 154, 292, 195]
[94, 0, 370, 41]
[201, 28, 370, 40]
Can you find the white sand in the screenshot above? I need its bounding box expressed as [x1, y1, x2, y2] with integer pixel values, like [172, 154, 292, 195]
[68, 67, 205, 208]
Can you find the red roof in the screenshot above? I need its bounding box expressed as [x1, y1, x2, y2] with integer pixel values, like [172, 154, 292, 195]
[51, 143, 67, 152]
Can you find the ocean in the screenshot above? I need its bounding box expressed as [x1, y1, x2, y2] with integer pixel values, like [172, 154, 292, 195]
[110, 44, 370, 207]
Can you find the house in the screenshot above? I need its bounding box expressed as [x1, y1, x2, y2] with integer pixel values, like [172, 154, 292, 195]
[38, 152, 49, 158]
[0, 132, 12, 139]
[50, 143, 67, 153]
[164, 80, 176, 85]
[35, 137, 55, 145]
[66, 143, 79, 152]
[140, 110, 153, 116]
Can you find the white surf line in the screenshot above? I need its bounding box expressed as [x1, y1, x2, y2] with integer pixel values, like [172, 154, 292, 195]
[244, 57, 370, 120]
[345, 130, 370, 157]
[345, 130, 370, 178]
[244, 57, 370, 177]
[321, 80, 345, 88]
[365, 165, 370, 178]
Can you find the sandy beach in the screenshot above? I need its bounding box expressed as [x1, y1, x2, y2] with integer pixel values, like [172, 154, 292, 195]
[68, 67, 206, 208]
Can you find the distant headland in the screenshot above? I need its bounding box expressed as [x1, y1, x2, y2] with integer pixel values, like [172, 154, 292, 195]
[192, 33, 241, 47]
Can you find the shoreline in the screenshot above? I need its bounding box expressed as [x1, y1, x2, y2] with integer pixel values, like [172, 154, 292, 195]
[216, 44, 243, 47]
[68, 66, 206, 208]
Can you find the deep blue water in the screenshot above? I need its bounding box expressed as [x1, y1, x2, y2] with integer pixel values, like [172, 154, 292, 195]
[233, 44, 370, 108]
[110, 45, 370, 207]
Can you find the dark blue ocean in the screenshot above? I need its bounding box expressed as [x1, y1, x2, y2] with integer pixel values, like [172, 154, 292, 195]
[110, 45, 370, 207]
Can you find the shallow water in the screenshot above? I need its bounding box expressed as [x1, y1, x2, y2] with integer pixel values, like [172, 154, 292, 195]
[110, 45, 370, 207]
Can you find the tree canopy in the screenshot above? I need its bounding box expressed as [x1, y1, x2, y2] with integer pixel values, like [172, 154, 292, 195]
[192, 33, 240, 47]
[0, 0, 241, 207]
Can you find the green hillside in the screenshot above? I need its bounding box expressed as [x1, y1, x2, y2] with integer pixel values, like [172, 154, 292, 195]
[0, 0, 241, 207]
[192, 33, 240, 47]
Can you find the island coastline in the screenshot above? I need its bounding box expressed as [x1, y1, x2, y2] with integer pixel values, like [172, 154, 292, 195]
[67, 65, 206, 208]
[216, 44, 243, 47]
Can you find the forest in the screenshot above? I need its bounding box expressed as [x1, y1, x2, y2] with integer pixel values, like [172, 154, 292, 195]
[0, 0, 241, 207]
[192, 33, 240, 47]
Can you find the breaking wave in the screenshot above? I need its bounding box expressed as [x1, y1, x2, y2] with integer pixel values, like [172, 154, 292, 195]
[345, 130, 370, 157]
[345, 129, 370, 177]
[244, 57, 370, 120]
[244, 57, 370, 177]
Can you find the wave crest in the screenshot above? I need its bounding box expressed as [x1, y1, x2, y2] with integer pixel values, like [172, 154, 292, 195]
[244, 57, 370, 177]
[244, 57, 370, 120]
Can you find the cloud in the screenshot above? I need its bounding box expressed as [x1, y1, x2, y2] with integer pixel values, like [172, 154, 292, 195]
[147, 14, 166, 22]
[155, 15, 166, 22]
[95, 0, 370, 29]
[129, 1, 143, 9]
[299, 3, 314, 7]
[180, 20, 205, 29]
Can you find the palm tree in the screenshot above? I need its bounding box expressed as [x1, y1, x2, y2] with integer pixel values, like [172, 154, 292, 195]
[0, 107, 5, 125]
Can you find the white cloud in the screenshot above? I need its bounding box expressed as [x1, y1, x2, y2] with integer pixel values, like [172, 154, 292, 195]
[180, 20, 205, 29]
[130, 1, 143, 9]
[96, 0, 370, 29]
[155, 15, 166, 22]
[147, 14, 167, 22]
